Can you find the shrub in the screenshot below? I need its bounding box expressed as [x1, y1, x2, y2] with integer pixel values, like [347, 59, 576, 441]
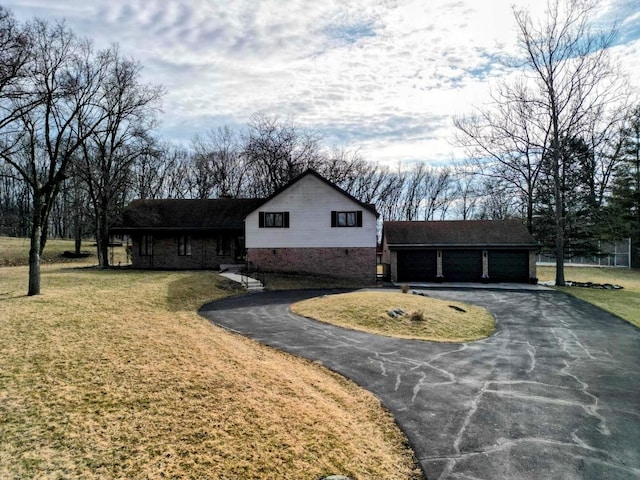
[400, 284, 410, 294]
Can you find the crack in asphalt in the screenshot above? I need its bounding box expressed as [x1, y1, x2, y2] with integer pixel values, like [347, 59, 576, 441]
[199, 289, 640, 480]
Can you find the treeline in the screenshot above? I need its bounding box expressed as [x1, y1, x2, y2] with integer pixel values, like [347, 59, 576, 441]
[1, 2, 640, 296]
[3, 104, 639, 253]
[0, 108, 508, 240]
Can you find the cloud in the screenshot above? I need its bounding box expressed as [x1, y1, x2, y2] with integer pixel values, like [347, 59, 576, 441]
[2, 0, 638, 166]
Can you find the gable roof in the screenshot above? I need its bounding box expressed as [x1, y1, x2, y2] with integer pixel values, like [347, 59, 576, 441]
[384, 220, 538, 248]
[111, 198, 263, 233]
[244, 169, 379, 217]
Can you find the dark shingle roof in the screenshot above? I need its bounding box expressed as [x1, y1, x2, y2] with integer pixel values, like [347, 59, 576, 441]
[384, 220, 538, 247]
[112, 198, 263, 232]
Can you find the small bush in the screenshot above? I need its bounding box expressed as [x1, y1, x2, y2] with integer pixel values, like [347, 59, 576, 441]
[400, 284, 410, 294]
[409, 310, 425, 322]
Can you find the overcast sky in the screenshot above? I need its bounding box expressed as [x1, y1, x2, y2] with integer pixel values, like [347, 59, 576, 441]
[4, 0, 640, 166]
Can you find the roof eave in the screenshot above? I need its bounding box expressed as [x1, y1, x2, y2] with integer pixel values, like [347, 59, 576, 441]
[109, 226, 244, 233]
[387, 243, 540, 249]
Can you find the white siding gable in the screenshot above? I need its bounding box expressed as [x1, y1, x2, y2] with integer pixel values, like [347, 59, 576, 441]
[245, 174, 377, 248]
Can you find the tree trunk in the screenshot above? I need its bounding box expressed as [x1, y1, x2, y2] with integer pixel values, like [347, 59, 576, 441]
[28, 198, 43, 296]
[95, 208, 110, 268]
[75, 234, 82, 255]
[74, 207, 83, 255]
[526, 189, 534, 234]
[553, 150, 566, 286]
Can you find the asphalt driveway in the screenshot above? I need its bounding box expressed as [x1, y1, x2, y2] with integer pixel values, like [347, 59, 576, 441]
[199, 288, 640, 480]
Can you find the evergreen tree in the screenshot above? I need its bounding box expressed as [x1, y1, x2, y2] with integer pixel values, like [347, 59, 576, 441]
[604, 106, 640, 266]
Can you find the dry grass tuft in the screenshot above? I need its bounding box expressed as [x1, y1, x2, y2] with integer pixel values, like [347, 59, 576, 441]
[538, 266, 640, 328]
[291, 291, 495, 342]
[0, 264, 421, 479]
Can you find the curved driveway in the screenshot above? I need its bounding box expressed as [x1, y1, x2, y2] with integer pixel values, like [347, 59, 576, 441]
[199, 288, 640, 480]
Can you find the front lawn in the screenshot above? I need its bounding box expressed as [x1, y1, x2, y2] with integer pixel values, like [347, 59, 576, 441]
[0, 236, 129, 267]
[291, 290, 495, 342]
[0, 264, 420, 479]
[537, 265, 640, 328]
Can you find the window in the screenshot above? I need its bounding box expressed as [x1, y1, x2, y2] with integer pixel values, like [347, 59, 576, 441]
[259, 211, 290, 228]
[178, 235, 192, 256]
[331, 210, 363, 227]
[217, 235, 230, 256]
[140, 235, 153, 256]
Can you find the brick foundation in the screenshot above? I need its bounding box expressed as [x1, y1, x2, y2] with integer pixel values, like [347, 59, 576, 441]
[247, 247, 376, 282]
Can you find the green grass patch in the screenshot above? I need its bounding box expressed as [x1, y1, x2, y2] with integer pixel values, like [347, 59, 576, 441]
[292, 291, 495, 342]
[538, 266, 640, 328]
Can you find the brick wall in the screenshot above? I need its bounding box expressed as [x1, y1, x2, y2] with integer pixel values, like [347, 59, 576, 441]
[247, 247, 376, 282]
[131, 234, 239, 269]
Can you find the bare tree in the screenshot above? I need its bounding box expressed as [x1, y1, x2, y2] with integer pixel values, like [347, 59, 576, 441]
[455, 0, 630, 285]
[132, 142, 191, 200]
[0, 19, 113, 295]
[243, 113, 325, 196]
[398, 163, 453, 221]
[74, 46, 163, 267]
[451, 164, 480, 220]
[191, 125, 246, 198]
[401, 163, 427, 220]
[0, 7, 31, 138]
[477, 176, 523, 220]
[454, 77, 546, 232]
[317, 146, 367, 188]
[0, 7, 33, 235]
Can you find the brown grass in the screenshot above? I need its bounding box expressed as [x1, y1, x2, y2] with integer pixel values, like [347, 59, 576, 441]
[538, 265, 640, 328]
[291, 291, 495, 342]
[0, 236, 130, 267]
[0, 264, 421, 479]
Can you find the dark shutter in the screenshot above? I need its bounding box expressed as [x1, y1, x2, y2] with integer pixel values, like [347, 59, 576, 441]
[356, 210, 363, 227]
[259, 212, 265, 228]
[283, 212, 290, 228]
[331, 211, 337, 227]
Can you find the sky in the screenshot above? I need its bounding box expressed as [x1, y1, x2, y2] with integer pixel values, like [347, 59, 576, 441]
[4, 0, 640, 166]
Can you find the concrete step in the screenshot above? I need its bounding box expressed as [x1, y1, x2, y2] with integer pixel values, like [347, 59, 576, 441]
[219, 271, 264, 292]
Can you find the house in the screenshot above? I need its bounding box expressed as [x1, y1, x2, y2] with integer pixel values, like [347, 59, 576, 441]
[382, 219, 539, 283]
[244, 170, 379, 282]
[110, 170, 379, 281]
[110, 198, 261, 269]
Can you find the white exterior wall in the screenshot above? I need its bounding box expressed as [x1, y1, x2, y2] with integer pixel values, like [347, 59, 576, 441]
[245, 174, 377, 248]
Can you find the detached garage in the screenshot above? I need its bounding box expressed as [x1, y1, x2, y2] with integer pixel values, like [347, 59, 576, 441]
[382, 220, 539, 284]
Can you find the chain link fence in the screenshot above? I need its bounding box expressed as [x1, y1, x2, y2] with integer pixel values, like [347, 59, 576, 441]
[537, 238, 631, 268]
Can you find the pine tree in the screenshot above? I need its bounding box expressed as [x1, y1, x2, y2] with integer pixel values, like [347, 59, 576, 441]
[604, 106, 640, 266]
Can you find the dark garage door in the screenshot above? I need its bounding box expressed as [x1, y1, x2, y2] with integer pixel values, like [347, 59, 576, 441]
[397, 250, 437, 282]
[442, 250, 483, 282]
[488, 250, 529, 283]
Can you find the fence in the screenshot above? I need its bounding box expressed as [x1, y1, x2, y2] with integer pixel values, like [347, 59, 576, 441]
[537, 238, 631, 268]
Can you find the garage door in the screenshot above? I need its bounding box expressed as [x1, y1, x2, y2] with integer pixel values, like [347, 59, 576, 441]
[396, 250, 437, 282]
[488, 250, 529, 283]
[442, 250, 483, 282]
